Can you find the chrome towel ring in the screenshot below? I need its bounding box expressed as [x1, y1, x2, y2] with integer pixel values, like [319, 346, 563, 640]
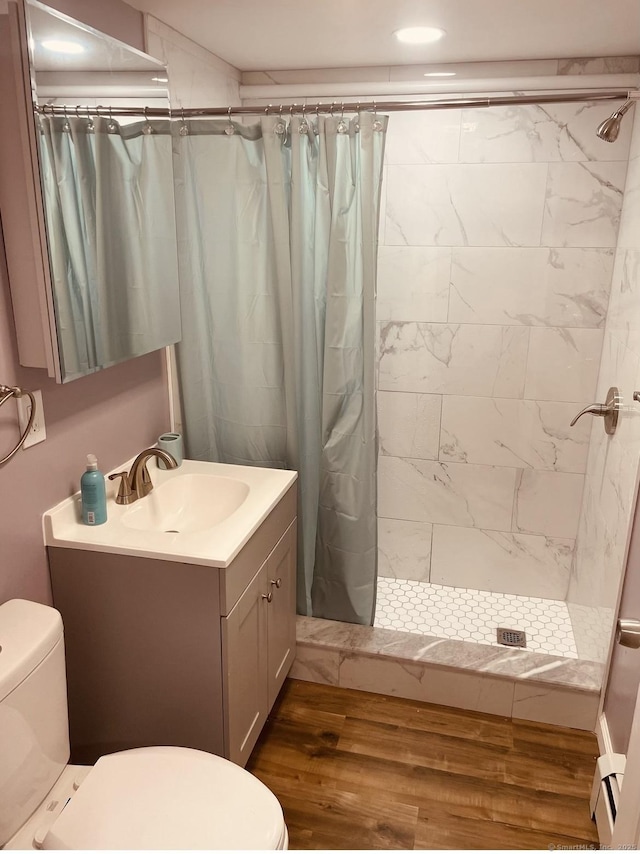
[0, 384, 36, 465]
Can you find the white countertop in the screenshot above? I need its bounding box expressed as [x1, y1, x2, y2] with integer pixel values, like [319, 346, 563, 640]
[43, 458, 297, 568]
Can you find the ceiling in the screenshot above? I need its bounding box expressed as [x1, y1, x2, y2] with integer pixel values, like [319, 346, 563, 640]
[127, 0, 640, 72]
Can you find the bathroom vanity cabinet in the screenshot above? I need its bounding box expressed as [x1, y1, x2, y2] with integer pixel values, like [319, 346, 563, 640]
[47, 484, 296, 767]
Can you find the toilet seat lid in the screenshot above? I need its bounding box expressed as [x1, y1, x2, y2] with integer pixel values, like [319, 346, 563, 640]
[42, 746, 286, 850]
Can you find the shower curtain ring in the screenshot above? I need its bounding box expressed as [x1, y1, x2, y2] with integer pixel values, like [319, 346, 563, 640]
[143, 105, 154, 134]
[330, 101, 336, 117]
[337, 102, 348, 133]
[371, 100, 383, 132]
[274, 103, 286, 135]
[225, 105, 235, 135]
[299, 102, 309, 134]
[179, 106, 189, 136]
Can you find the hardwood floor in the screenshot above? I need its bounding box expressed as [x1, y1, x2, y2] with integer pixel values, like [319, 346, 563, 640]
[247, 678, 600, 850]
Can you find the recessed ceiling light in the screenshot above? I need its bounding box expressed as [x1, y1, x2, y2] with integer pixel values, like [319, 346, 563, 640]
[41, 39, 86, 54]
[394, 26, 446, 45]
[424, 71, 456, 77]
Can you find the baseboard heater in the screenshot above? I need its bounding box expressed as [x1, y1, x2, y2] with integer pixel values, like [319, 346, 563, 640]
[590, 753, 626, 845]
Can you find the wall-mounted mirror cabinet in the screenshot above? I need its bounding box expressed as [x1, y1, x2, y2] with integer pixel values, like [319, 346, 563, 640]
[0, 0, 181, 382]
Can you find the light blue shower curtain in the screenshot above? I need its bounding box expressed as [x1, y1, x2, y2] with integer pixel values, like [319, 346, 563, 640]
[173, 111, 387, 624]
[38, 116, 179, 379]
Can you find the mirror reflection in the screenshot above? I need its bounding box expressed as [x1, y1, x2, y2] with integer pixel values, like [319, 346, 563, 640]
[26, 0, 181, 382]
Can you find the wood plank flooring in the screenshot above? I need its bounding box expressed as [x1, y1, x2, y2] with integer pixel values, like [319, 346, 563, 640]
[246, 678, 600, 850]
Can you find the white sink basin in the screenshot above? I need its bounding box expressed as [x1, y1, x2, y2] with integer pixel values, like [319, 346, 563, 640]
[43, 459, 297, 568]
[122, 474, 250, 534]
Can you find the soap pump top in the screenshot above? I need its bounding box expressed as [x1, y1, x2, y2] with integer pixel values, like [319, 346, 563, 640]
[81, 453, 107, 525]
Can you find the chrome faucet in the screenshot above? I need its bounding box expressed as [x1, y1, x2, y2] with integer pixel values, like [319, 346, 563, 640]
[108, 448, 178, 505]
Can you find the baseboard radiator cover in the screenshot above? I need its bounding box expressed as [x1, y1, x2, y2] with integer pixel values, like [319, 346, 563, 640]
[590, 752, 626, 846]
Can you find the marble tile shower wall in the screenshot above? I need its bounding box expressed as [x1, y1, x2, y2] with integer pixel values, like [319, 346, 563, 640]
[568, 107, 640, 662]
[377, 102, 632, 600]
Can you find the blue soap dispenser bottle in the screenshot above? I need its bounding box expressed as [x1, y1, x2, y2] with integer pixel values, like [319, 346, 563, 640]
[81, 453, 107, 525]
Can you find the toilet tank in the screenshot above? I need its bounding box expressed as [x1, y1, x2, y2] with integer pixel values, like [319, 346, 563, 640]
[0, 599, 70, 845]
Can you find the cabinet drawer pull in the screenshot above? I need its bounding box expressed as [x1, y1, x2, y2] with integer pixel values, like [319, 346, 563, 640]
[261, 591, 273, 603]
[270, 578, 282, 589]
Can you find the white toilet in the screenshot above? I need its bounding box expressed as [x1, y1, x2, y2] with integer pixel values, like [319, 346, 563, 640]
[0, 599, 289, 850]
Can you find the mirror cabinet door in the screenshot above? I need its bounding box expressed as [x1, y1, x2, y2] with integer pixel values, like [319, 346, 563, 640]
[0, 0, 181, 382]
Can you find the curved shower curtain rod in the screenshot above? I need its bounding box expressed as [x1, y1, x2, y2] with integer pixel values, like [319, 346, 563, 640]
[34, 88, 640, 119]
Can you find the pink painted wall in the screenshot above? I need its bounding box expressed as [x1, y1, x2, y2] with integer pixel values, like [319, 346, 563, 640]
[0, 0, 170, 605]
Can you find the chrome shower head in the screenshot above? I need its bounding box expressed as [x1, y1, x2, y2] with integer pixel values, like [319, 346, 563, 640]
[597, 99, 634, 143]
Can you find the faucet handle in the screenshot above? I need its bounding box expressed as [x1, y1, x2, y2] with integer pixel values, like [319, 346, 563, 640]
[108, 471, 135, 505]
[569, 386, 621, 435]
[137, 462, 154, 498]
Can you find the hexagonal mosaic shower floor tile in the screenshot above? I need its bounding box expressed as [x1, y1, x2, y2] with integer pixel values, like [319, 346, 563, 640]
[375, 578, 578, 658]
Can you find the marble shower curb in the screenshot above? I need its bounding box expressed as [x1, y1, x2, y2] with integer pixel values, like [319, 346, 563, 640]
[292, 616, 604, 730]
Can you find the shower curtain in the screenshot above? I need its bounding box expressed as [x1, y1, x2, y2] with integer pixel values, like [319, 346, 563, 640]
[38, 116, 179, 378]
[173, 111, 387, 624]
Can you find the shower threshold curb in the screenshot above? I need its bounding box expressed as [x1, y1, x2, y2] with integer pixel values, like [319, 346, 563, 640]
[292, 616, 604, 731]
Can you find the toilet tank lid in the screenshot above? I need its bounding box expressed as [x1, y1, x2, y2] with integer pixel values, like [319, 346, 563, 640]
[0, 599, 63, 701]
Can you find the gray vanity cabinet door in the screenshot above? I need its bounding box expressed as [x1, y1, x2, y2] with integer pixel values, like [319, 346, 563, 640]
[221, 565, 269, 766]
[266, 521, 297, 708]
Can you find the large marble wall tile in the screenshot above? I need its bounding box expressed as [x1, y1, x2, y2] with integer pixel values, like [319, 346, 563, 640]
[541, 162, 627, 248]
[384, 109, 461, 165]
[385, 164, 548, 247]
[378, 518, 433, 582]
[379, 323, 529, 397]
[569, 312, 640, 657]
[566, 602, 613, 663]
[630, 107, 640, 163]
[449, 247, 613, 328]
[431, 525, 573, 599]
[378, 456, 517, 531]
[558, 57, 640, 75]
[338, 653, 515, 717]
[514, 470, 585, 539]
[512, 683, 599, 730]
[377, 246, 450, 323]
[524, 328, 603, 402]
[378, 391, 441, 460]
[460, 102, 632, 164]
[616, 143, 640, 250]
[440, 396, 591, 473]
[290, 646, 340, 685]
[606, 249, 640, 353]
